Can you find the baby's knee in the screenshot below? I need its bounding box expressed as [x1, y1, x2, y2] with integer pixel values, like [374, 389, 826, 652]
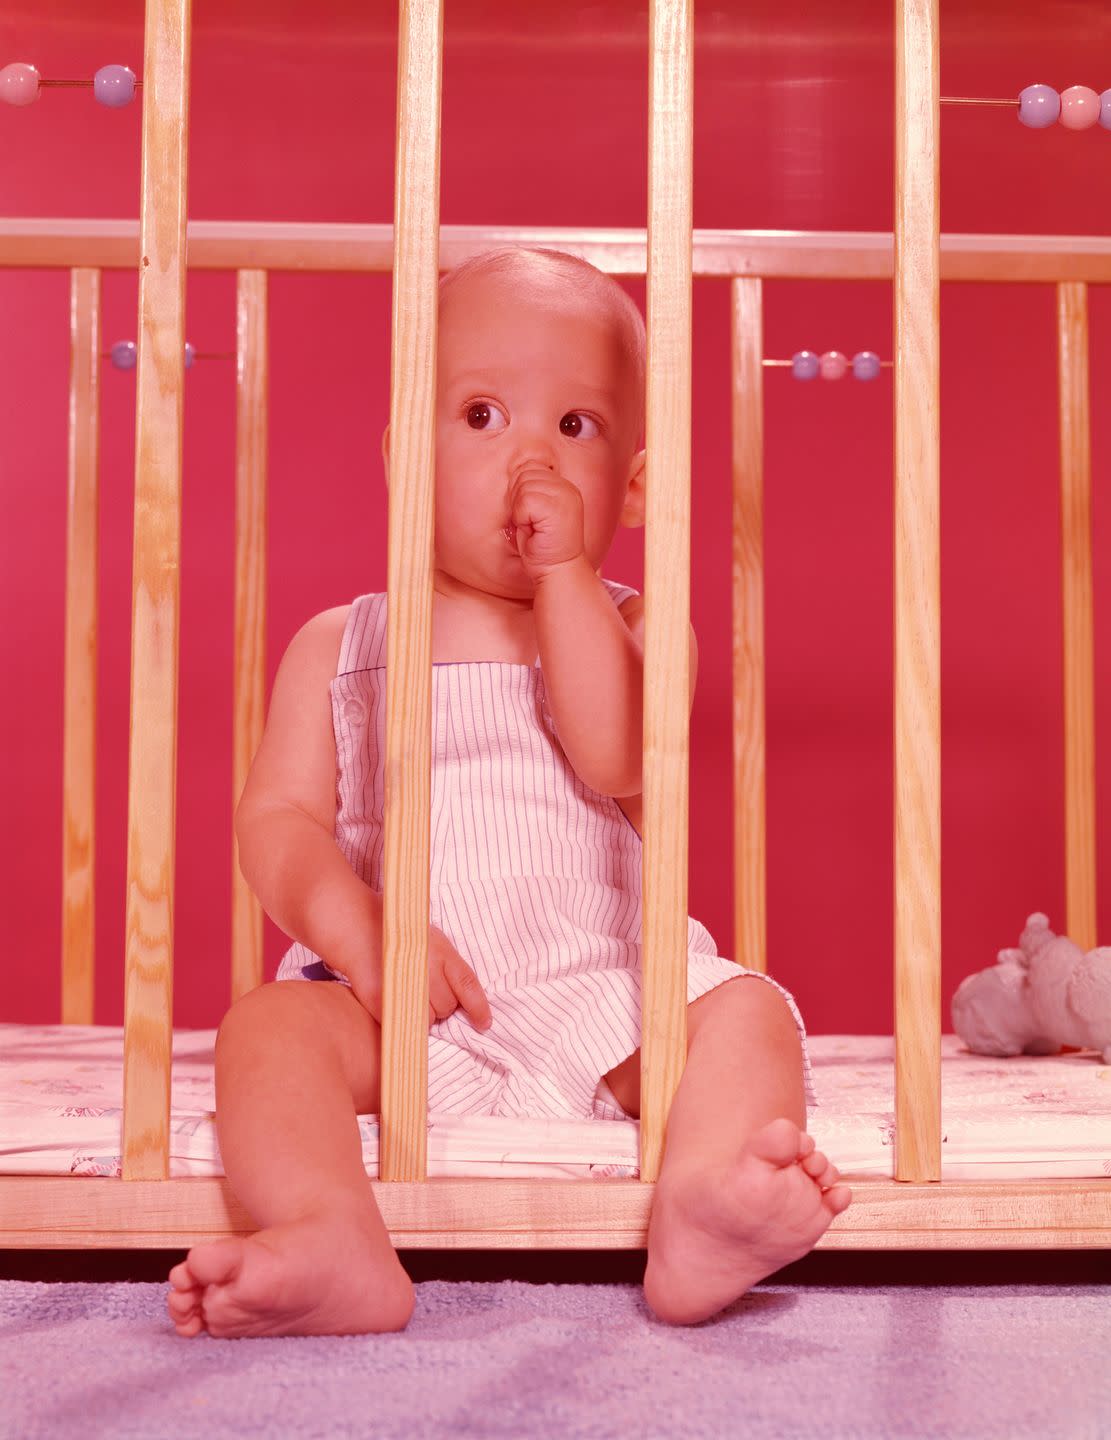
[215, 979, 324, 1057]
[216, 979, 381, 1112]
[713, 975, 800, 1047]
[211, 986, 271, 1077]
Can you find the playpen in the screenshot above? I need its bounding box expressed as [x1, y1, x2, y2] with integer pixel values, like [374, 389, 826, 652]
[1, 0, 1108, 1251]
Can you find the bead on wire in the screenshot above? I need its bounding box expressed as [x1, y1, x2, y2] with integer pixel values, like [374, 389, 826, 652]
[781, 351, 885, 381]
[0, 62, 139, 106]
[108, 341, 198, 370]
[942, 82, 1111, 130]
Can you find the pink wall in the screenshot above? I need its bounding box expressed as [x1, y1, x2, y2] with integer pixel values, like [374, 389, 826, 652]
[2, 1, 1108, 1032]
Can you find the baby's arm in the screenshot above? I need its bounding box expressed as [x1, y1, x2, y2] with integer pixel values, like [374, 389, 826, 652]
[236, 606, 383, 987]
[533, 561, 698, 798]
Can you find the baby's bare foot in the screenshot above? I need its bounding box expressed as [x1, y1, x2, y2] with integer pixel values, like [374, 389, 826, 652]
[166, 1206, 414, 1339]
[644, 1117, 853, 1326]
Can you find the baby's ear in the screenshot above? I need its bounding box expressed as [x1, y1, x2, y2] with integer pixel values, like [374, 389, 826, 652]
[620, 448, 647, 528]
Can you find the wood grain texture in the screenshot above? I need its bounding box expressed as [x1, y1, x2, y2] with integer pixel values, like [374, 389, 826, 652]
[231, 270, 268, 1003]
[121, 0, 191, 1183]
[732, 277, 767, 977]
[640, 0, 693, 1185]
[893, 0, 941, 1184]
[379, 0, 443, 1184]
[2, 1175, 1109, 1250]
[1056, 282, 1098, 955]
[7, 219, 1111, 282]
[62, 269, 100, 1027]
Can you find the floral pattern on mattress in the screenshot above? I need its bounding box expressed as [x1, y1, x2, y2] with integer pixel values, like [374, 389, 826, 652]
[1, 1025, 1108, 1180]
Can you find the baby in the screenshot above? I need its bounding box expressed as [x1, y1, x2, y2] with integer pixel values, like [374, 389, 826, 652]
[166, 247, 852, 1340]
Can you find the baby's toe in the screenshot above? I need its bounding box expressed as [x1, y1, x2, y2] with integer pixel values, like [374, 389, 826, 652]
[171, 1309, 206, 1338]
[825, 1183, 853, 1215]
[168, 1260, 193, 1291]
[799, 1146, 831, 1180]
[168, 1285, 199, 1317]
[167, 1282, 206, 1337]
[180, 1238, 245, 1291]
[746, 1116, 807, 1168]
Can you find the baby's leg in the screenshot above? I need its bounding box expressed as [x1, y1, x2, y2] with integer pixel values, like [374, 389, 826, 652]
[166, 980, 414, 1338]
[644, 977, 850, 1325]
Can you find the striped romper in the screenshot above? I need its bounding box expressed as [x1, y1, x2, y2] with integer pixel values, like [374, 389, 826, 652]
[276, 578, 817, 1122]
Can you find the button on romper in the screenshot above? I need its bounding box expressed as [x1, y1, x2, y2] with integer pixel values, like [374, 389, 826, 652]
[277, 579, 817, 1122]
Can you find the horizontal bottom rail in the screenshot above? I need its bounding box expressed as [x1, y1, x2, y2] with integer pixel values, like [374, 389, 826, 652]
[1, 1175, 1109, 1250]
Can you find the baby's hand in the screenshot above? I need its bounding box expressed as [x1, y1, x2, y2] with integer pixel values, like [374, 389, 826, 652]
[505, 466, 585, 583]
[339, 924, 493, 1033]
[427, 924, 494, 1031]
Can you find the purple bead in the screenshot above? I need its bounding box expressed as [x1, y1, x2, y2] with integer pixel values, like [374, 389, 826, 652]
[0, 62, 41, 106]
[1018, 84, 1060, 128]
[110, 340, 137, 371]
[791, 350, 820, 381]
[93, 64, 137, 107]
[852, 351, 881, 381]
[1099, 90, 1111, 130]
[184, 342, 195, 369]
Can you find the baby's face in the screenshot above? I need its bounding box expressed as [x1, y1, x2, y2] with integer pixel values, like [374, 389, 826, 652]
[428, 269, 644, 598]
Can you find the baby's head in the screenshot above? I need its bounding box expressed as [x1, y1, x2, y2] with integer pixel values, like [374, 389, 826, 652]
[382, 247, 646, 598]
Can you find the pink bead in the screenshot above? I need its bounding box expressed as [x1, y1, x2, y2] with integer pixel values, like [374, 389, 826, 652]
[819, 351, 848, 381]
[0, 63, 41, 106]
[1059, 85, 1101, 130]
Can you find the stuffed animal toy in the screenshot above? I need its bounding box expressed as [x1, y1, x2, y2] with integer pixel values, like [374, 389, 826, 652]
[951, 912, 1111, 1062]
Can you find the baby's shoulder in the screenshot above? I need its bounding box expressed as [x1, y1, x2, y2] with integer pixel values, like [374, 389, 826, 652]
[282, 603, 352, 682]
[297, 602, 352, 645]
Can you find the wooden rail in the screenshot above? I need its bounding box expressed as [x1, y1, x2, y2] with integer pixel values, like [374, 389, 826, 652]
[379, 0, 443, 1183]
[637, 0, 695, 1185]
[893, 0, 941, 1183]
[6, 219, 1111, 281]
[1057, 283, 1098, 955]
[231, 270, 268, 1004]
[3, 1176, 1111, 1251]
[120, 0, 192, 1184]
[61, 269, 99, 1025]
[731, 276, 766, 979]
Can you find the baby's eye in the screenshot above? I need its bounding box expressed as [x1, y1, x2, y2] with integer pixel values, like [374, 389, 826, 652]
[464, 401, 507, 433]
[559, 413, 601, 440]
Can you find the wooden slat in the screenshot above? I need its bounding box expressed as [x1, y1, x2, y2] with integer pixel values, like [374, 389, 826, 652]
[121, 0, 192, 1183]
[379, 0, 442, 1184]
[893, 0, 941, 1184]
[1056, 282, 1098, 955]
[61, 268, 100, 1026]
[1, 1175, 1109, 1250]
[640, 0, 693, 1185]
[731, 277, 767, 975]
[231, 270, 268, 1002]
[7, 219, 1111, 283]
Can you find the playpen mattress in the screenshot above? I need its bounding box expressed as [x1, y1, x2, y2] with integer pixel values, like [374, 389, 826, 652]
[1, 1024, 1108, 1181]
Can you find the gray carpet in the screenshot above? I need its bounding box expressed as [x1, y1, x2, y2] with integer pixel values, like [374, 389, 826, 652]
[1, 1274, 1109, 1439]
